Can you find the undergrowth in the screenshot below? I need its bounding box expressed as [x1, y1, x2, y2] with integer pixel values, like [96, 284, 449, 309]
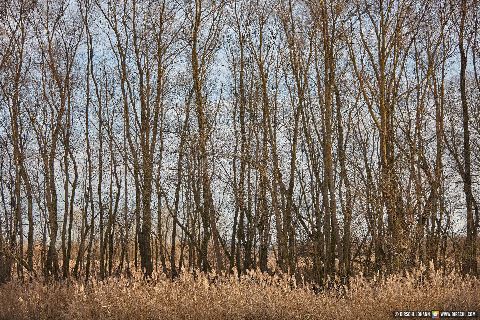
[0, 268, 479, 319]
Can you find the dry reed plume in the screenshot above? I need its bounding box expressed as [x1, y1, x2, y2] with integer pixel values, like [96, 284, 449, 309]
[1, 268, 479, 320]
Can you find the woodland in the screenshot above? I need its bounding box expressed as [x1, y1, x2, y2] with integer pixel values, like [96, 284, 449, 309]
[0, 0, 480, 318]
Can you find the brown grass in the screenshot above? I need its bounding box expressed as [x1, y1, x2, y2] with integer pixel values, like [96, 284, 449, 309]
[0, 268, 479, 320]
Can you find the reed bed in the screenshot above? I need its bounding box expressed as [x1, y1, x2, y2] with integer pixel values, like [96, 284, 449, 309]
[0, 268, 479, 320]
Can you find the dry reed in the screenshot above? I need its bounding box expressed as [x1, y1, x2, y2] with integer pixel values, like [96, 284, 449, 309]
[0, 268, 479, 319]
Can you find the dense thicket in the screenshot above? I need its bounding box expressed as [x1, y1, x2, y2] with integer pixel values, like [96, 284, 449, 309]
[0, 0, 479, 285]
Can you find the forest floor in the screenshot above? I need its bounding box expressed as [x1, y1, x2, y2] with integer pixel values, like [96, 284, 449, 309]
[0, 269, 479, 319]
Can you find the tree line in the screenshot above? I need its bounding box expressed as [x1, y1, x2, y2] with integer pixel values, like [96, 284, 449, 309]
[0, 0, 479, 285]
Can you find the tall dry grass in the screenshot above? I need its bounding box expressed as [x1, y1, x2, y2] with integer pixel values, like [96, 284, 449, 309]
[0, 268, 479, 319]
